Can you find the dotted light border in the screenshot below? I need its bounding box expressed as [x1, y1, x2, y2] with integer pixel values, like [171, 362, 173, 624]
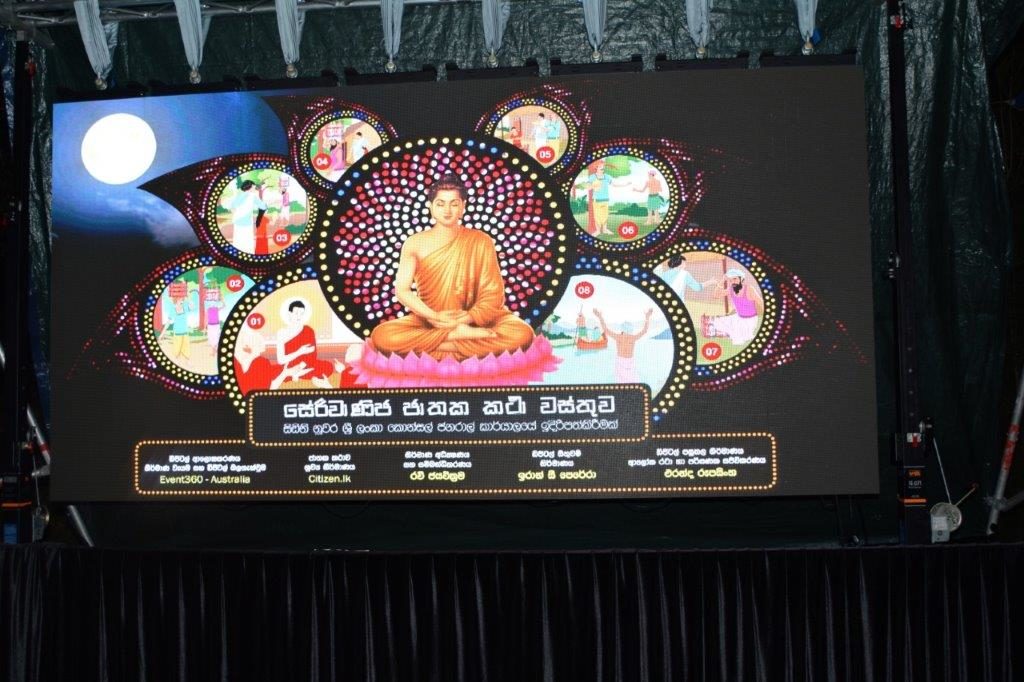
[132, 431, 776, 496]
[138, 253, 226, 389]
[218, 265, 324, 413]
[297, 108, 396, 192]
[201, 158, 318, 268]
[478, 97, 583, 177]
[648, 432, 778, 492]
[246, 384, 650, 447]
[318, 136, 575, 334]
[644, 237, 779, 378]
[569, 256, 696, 419]
[565, 141, 686, 255]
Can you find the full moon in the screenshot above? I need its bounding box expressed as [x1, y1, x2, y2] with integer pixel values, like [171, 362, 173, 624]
[80, 113, 157, 185]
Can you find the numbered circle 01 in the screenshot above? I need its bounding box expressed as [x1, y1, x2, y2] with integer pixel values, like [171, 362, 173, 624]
[537, 257, 696, 417]
[207, 162, 317, 266]
[305, 113, 388, 187]
[142, 257, 255, 386]
[651, 247, 777, 374]
[219, 266, 363, 412]
[569, 151, 680, 253]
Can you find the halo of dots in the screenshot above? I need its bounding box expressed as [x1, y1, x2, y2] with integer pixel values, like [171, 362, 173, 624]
[296, 108, 395, 192]
[317, 137, 575, 337]
[645, 237, 780, 381]
[200, 158, 317, 269]
[572, 255, 696, 420]
[84, 248, 225, 399]
[218, 265, 321, 414]
[479, 96, 583, 177]
[568, 141, 693, 257]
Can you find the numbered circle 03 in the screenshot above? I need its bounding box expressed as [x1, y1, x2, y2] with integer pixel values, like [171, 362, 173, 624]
[213, 168, 312, 258]
[570, 155, 671, 244]
[653, 252, 768, 366]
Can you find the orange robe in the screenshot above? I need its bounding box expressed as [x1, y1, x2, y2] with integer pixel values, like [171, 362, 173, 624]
[370, 228, 534, 360]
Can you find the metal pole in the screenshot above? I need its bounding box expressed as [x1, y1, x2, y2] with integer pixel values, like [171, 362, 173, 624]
[1, 36, 32, 544]
[987, 363, 1024, 534]
[885, 0, 930, 543]
[66, 505, 94, 547]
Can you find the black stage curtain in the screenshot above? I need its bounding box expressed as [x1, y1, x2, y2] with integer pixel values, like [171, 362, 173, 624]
[1, 543, 1022, 681]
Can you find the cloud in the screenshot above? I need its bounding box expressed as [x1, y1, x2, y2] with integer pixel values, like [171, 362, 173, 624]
[106, 194, 200, 248]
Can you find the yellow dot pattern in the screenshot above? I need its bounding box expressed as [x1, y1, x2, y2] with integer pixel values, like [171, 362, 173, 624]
[203, 160, 318, 267]
[643, 240, 778, 374]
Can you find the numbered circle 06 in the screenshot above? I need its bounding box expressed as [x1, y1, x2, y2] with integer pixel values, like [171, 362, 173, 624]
[208, 163, 316, 266]
[652, 249, 775, 371]
[143, 259, 255, 385]
[565, 146, 684, 254]
[537, 258, 696, 416]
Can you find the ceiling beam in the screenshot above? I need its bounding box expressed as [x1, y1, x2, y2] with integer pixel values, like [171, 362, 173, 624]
[2, 0, 473, 29]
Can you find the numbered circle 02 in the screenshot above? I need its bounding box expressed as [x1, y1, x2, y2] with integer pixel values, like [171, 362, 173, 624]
[651, 247, 776, 374]
[219, 267, 363, 412]
[305, 113, 387, 187]
[537, 258, 696, 417]
[207, 162, 316, 266]
[142, 257, 255, 386]
[569, 151, 681, 253]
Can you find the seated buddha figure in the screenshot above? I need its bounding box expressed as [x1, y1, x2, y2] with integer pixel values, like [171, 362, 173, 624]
[370, 174, 534, 360]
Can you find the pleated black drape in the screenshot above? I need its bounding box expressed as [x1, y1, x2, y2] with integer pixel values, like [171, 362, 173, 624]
[1, 543, 1022, 681]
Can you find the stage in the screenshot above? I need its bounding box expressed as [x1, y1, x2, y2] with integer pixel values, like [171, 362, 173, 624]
[1, 542, 1021, 680]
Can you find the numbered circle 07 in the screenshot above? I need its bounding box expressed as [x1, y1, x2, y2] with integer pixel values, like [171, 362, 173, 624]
[538, 256, 696, 418]
[649, 241, 778, 377]
[205, 160, 317, 268]
[567, 146, 683, 255]
[141, 255, 255, 387]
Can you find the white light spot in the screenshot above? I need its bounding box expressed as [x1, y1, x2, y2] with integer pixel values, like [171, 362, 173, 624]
[80, 113, 157, 185]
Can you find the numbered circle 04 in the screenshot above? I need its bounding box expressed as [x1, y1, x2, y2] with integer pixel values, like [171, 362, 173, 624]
[308, 116, 385, 184]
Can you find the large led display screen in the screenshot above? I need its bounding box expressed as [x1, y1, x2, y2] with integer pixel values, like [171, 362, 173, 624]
[52, 67, 878, 500]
